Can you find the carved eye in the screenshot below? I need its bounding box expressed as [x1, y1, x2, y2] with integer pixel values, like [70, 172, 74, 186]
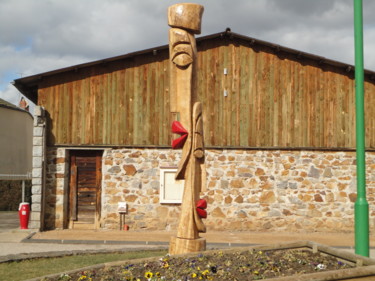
[173, 53, 193, 67]
[172, 43, 193, 67]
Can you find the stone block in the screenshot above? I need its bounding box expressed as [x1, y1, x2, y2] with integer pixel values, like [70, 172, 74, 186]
[55, 157, 65, 164]
[123, 164, 137, 176]
[277, 181, 288, 189]
[212, 169, 224, 177]
[129, 151, 142, 158]
[114, 153, 125, 159]
[349, 193, 357, 202]
[214, 194, 223, 202]
[33, 136, 43, 146]
[32, 194, 42, 204]
[255, 168, 265, 176]
[125, 195, 138, 202]
[32, 156, 43, 168]
[230, 179, 244, 188]
[32, 185, 41, 194]
[218, 155, 226, 161]
[32, 178, 42, 185]
[131, 180, 142, 189]
[211, 207, 226, 218]
[108, 166, 121, 174]
[269, 209, 281, 217]
[56, 149, 65, 158]
[308, 166, 320, 178]
[33, 126, 44, 137]
[259, 191, 276, 203]
[32, 168, 42, 178]
[31, 203, 41, 212]
[237, 210, 247, 218]
[224, 196, 233, 204]
[234, 195, 244, 203]
[30, 211, 41, 221]
[314, 194, 323, 202]
[323, 168, 333, 178]
[33, 146, 43, 157]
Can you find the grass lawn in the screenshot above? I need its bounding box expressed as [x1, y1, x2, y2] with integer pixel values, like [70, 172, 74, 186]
[0, 249, 167, 281]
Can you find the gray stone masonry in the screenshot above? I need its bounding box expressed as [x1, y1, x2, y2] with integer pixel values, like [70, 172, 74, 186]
[30, 106, 46, 230]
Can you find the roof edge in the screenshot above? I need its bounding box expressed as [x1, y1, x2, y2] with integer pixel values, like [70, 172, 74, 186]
[0, 98, 33, 117]
[13, 29, 375, 101]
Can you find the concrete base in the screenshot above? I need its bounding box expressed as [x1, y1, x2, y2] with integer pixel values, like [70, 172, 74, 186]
[169, 236, 206, 255]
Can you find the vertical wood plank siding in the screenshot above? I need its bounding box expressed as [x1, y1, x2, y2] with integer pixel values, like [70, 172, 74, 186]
[38, 38, 375, 149]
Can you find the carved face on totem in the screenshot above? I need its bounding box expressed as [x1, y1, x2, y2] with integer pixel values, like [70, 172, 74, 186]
[167, 3, 207, 255]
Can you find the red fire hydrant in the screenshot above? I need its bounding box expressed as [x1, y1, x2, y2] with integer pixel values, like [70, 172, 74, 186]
[19, 202, 30, 229]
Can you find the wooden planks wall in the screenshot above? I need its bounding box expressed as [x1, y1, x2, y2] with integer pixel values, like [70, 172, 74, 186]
[38, 37, 375, 149]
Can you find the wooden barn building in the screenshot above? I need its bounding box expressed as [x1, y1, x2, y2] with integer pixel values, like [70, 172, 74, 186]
[13, 29, 375, 232]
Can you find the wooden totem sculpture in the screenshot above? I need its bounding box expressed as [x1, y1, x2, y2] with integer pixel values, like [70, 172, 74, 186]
[168, 3, 207, 255]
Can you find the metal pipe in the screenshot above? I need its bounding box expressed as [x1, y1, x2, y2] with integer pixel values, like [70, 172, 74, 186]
[354, 0, 369, 257]
[22, 180, 25, 202]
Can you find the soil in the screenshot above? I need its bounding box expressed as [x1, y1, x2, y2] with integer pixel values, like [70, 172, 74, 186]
[48, 248, 353, 281]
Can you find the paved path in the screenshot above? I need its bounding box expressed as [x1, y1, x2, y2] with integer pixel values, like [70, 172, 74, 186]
[0, 212, 162, 260]
[1, 211, 375, 260]
[0, 231, 161, 258]
[31, 229, 363, 247]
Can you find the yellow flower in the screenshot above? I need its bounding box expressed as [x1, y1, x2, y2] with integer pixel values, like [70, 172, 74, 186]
[162, 262, 169, 268]
[144, 271, 153, 279]
[253, 270, 259, 275]
[155, 272, 161, 278]
[191, 273, 197, 278]
[78, 277, 92, 281]
[78, 275, 92, 281]
[202, 270, 209, 276]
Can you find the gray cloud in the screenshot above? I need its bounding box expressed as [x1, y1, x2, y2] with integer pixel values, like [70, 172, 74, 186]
[1, 0, 374, 107]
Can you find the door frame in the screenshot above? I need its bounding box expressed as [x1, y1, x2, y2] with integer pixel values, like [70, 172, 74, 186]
[68, 150, 102, 229]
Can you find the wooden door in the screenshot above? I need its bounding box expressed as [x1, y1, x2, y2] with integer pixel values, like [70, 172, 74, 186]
[69, 150, 102, 229]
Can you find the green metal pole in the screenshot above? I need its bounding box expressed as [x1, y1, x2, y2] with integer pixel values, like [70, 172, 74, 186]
[353, 0, 369, 257]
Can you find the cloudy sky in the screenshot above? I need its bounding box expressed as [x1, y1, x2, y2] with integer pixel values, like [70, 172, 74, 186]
[1, 0, 375, 109]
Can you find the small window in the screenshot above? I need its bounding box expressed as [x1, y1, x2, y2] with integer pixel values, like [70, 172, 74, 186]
[160, 168, 184, 204]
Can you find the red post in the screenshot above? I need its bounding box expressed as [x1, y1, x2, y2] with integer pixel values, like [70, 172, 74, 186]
[19, 203, 30, 229]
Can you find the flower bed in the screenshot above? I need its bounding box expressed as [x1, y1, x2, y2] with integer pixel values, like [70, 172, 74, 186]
[34, 241, 375, 281]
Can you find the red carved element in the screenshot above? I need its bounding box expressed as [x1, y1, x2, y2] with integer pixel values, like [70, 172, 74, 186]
[171, 121, 188, 149]
[196, 199, 207, 218]
[172, 134, 188, 149]
[172, 121, 188, 134]
[196, 199, 207, 209]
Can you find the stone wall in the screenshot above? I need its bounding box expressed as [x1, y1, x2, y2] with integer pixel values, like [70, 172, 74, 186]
[30, 106, 47, 230]
[44, 147, 375, 233]
[102, 148, 182, 230]
[203, 149, 375, 232]
[44, 147, 68, 229]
